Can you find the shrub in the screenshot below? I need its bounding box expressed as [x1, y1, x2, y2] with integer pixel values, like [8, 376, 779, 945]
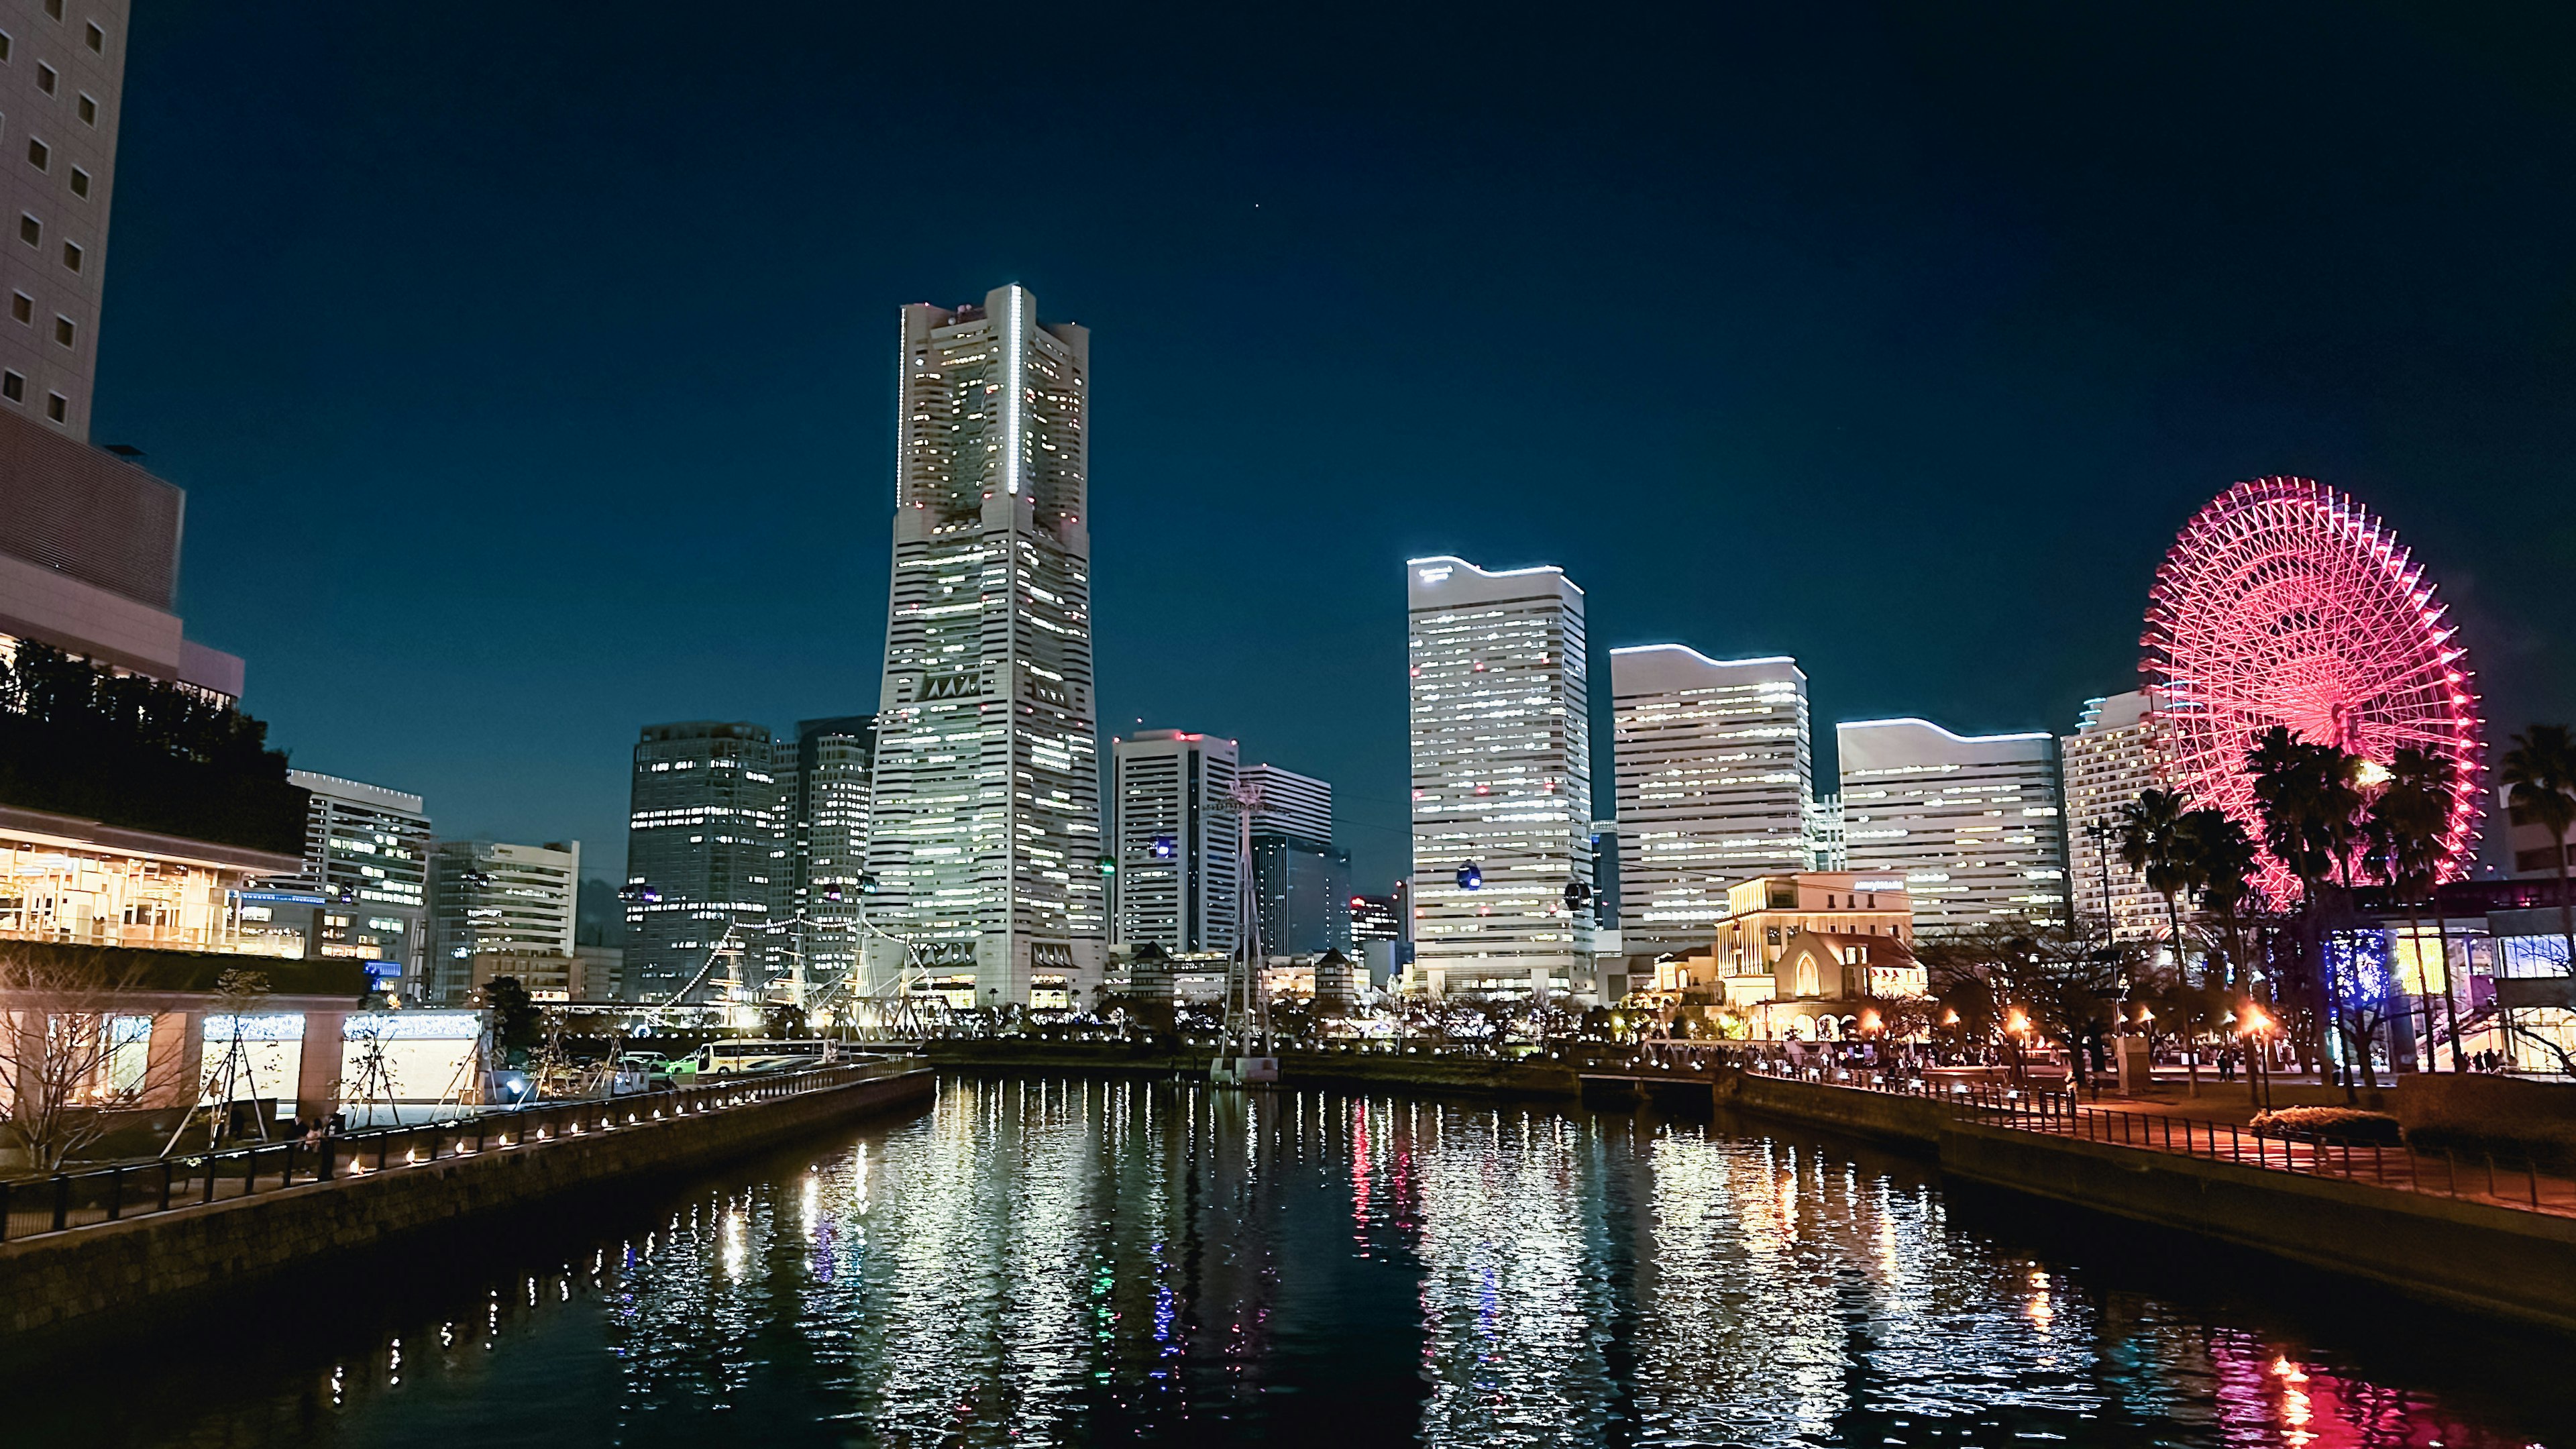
[2249, 1106, 2403, 1145]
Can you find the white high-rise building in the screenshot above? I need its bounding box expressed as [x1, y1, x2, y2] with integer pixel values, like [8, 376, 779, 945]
[1242, 763, 1332, 844]
[282, 769, 431, 986]
[426, 839, 580, 1005]
[1407, 555, 1595, 996]
[2059, 690, 2175, 942]
[1609, 646, 1811, 957]
[1837, 717, 2070, 931]
[862, 286, 1102, 1009]
[1111, 731, 1239, 955]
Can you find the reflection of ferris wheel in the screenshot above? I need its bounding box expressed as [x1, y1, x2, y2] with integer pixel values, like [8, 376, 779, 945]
[2142, 476, 2483, 899]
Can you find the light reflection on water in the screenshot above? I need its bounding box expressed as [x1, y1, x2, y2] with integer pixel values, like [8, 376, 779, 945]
[40, 1076, 2564, 1448]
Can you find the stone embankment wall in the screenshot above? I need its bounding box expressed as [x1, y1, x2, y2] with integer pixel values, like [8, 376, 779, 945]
[0, 1067, 933, 1349]
[1717, 1070, 2576, 1334]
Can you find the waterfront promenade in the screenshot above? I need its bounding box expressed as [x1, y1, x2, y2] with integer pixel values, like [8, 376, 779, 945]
[0, 1057, 934, 1351]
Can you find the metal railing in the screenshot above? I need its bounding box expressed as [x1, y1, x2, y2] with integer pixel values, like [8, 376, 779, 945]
[1731, 1053, 2576, 1219]
[0, 1057, 917, 1244]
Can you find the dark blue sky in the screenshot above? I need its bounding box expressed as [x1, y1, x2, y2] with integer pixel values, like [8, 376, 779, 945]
[97, 3, 2576, 890]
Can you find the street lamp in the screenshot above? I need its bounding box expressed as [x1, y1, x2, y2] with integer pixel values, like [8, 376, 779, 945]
[2238, 1003, 2275, 1110]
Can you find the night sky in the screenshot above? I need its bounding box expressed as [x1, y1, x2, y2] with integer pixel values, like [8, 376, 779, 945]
[95, 3, 2576, 892]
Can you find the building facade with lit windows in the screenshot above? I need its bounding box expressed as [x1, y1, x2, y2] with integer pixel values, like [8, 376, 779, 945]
[2058, 690, 2176, 943]
[1609, 645, 1813, 961]
[1243, 761, 1345, 956]
[425, 839, 579, 1004]
[1407, 555, 1595, 996]
[624, 721, 782, 1003]
[1111, 730, 1238, 955]
[1836, 717, 2071, 930]
[1648, 871, 1914, 1002]
[862, 285, 1102, 1011]
[784, 714, 874, 995]
[277, 770, 429, 988]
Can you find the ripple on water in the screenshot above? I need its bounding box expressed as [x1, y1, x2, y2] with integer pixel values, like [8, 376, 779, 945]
[31, 1077, 2567, 1449]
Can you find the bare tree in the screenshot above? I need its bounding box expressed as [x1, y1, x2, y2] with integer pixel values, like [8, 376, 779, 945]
[0, 946, 186, 1173]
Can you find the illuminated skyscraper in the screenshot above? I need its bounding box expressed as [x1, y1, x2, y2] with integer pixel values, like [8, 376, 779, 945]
[1110, 729, 1238, 955]
[1608, 645, 1811, 958]
[862, 285, 1102, 1008]
[786, 714, 875, 991]
[625, 721, 783, 1002]
[1407, 555, 1594, 995]
[1836, 717, 2070, 930]
[2059, 690, 2175, 943]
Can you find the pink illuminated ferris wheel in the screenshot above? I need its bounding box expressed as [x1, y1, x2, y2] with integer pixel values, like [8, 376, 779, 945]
[2141, 476, 2482, 901]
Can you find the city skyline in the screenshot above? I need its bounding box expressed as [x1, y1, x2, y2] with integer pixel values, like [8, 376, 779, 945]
[78, 4, 2576, 895]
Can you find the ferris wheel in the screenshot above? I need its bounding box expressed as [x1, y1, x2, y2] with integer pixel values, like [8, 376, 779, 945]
[2141, 476, 2483, 900]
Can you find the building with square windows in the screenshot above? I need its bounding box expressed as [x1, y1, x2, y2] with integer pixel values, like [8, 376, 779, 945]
[1407, 555, 1595, 996]
[1837, 716, 2071, 931]
[862, 285, 1102, 1010]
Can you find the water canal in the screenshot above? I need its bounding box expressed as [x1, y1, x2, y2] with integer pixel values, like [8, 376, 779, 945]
[21, 1075, 2570, 1448]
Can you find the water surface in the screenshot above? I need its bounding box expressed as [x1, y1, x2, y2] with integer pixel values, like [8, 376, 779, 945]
[25, 1076, 2568, 1448]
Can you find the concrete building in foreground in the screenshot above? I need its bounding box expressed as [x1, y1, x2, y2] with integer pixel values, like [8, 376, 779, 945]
[1609, 645, 1811, 959]
[863, 284, 1102, 1010]
[1837, 716, 2070, 931]
[2058, 690, 2175, 943]
[1407, 555, 1595, 995]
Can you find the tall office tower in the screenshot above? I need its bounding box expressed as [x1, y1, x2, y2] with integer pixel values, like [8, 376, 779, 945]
[425, 839, 580, 1004]
[1608, 646, 1812, 959]
[1350, 891, 1406, 949]
[1407, 555, 1595, 996]
[625, 722, 784, 1002]
[282, 770, 430, 987]
[863, 284, 1102, 1010]
[2059, 690, 2176, 943]
[0, 0, 123, 442]
[1241, 761, 1343, 955]
[1242, 763, 1332, 843]
[1110, 730, 1238, 955]
[1836, 717, 2072, 931]
[785, 715, 875, 991]
[1252, 834, 1352, 955]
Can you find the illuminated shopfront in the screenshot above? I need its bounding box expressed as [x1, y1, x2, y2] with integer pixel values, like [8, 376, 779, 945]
[0, 804, 303, 955]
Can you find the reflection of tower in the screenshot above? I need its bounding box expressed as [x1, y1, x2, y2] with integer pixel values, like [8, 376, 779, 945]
[1222, 778, 1271, 1055]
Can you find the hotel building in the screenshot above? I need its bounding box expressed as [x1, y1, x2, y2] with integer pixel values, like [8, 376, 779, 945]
[1407, 555, 1595, 995]
[1836, 716, 2071, 930]
[2057, 690, 2175, 942]
[1609, 645, 1812, 959]
[863, 285, 1102, 1009]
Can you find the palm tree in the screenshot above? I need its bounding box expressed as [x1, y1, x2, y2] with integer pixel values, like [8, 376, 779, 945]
[2118, 787, 2203, 983]
[2366, 747, 2465, 1071]
[2500, 724, 2576, 978]
[2180, 806, 2258, 995]
[2247, 726, 2371, 1095]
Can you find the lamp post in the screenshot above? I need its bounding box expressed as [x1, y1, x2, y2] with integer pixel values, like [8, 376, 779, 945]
[2239, 1004, 2275, 1110]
